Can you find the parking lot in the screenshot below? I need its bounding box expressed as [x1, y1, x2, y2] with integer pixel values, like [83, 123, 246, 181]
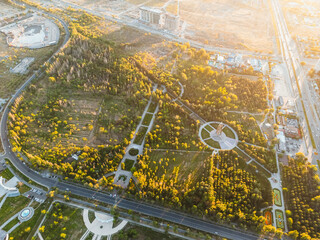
[286, 137, 302, 155]
[24, 188, 46, 203]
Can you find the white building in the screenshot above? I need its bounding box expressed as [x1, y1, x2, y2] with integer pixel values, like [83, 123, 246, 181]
[139, 6, 164, 26]
[164, 13, 180, 31]
[277, 131, 286, 152]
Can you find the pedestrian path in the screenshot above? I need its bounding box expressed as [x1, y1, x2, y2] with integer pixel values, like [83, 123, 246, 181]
[82, 209, 127, 239]
[113, 84, 159, 188]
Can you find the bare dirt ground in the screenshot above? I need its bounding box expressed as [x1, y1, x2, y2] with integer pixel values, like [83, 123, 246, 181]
[178, 0, 274, 53]
[60, 0, 274, 53]
[0, 1, 21, 19]
[280, 0, 320, 58]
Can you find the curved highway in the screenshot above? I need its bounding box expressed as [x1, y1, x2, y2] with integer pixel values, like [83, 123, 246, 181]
[0, 3, 260, 240]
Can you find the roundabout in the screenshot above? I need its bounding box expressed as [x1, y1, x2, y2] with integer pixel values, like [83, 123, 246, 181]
[199, 122, 238, 151]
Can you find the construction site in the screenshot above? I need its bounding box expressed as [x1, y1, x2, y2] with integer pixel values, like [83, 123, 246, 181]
[0, 14, 60, 49]
[48, 0, 274, 53]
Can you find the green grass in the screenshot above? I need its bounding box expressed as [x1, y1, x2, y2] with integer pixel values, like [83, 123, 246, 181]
[42, 202, 86, 240]
[273, 188, 282, 207]
[142, 113, 153, 126]
[85, 232, 94, 240]
[10, 199, 52, 240]
[147, 101, 157, 113]
[234, 147, 251, 162]
[123, 159, 135, 171]
[18, 184, 31, 194]
[0, 168, 14, 180]
[3, 218, 19, 232]
[250, 161, 272, 178]
[88, 210, 95, 223]
[128, 148, 139, 156]
[275, 209, 284, 229]
[204, 138, 221, 149]
[148, 150, 211, 181]
[133, 126, 148, 145]
[0, 195, 30, 226]
[201, 128, 210, 139]
[223, 126, 235, 139]
[112, 223, 183, 240]
[204, 124, 214, 132]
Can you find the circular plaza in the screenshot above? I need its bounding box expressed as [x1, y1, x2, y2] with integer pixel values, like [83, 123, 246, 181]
[199, 121, 238, 151]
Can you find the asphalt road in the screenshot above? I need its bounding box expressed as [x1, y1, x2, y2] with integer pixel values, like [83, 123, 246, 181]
[0, 2, 260, 240]
[272, 0, 320, 172]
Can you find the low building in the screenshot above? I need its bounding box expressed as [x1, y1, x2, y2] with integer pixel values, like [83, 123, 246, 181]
[285, 126, 300, 139]
[277, 131, 286, 152]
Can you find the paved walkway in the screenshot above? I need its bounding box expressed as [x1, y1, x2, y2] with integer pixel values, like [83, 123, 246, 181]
[82, 209, 127, 238]
[113, 84, 159, 188]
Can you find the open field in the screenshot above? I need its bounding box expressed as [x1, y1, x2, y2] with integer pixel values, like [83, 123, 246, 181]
[48, 0, 274, 53]
[147, 150, 211, 181]
[176, 0, 274, 53]
[280, 0, 320, 57]
[112, 223, 184, 240]
[42, 202, 87, 240]
[0, 195, 30, 226]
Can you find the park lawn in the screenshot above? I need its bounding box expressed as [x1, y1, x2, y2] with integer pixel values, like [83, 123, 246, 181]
[204, 124, 214, 132]
[273, 188, 282, 207]
[204, 138, 221, 149]
[42, 202, 86, 240]
[18, 184, 31, 194]
[148, 150, 211, 181]
[223, 126, 236, 139]
[201, 128, 210, 139]
[0, 168, 14, 180]
[123, 159, 135, 171]
[249, 161, 272, 178]
[88, 210, 95, 223]
[112, 223, 183, 240]
[209, 123, 219, 129]
[3, 218, 19, 232]
[0, 195, 30, 226]
[96, 95, 147, 144]
[142, 113, 153, 126]
[275, 210, 284, 229]
[133, 126, 148, 145]
[147, 101, 157, 113]
[10, 200, 52, 240]
[234, 147, 251, 162]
